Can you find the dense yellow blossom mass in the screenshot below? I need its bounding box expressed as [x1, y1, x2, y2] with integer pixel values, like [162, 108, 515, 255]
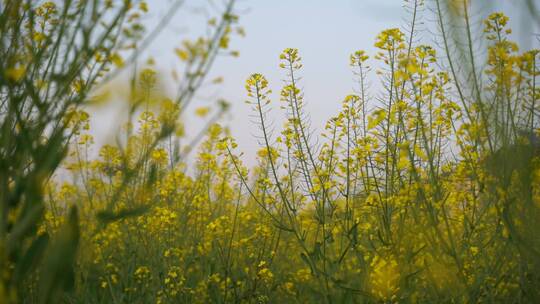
[2, 0, 540, 303]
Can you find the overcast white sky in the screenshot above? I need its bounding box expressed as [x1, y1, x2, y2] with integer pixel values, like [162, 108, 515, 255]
[90, 0, 539, 166]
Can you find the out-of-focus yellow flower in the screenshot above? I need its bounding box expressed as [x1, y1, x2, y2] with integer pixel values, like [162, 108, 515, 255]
[195, 106, 211, 118]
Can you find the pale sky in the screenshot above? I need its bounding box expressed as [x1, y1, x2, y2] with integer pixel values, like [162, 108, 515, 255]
[90, 0, 539, 166]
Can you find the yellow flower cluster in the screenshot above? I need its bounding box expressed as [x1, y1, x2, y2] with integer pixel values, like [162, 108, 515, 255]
[34, 9, 540, 304]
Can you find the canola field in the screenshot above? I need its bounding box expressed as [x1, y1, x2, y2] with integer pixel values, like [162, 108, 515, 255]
[1, 0, 540, 303]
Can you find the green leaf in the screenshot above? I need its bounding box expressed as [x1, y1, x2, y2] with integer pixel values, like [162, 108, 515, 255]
[96, 205, 150, 225]
[13, 233, 49, 285]
[7, 203, 44, 255]
[39, 207, 79, 304]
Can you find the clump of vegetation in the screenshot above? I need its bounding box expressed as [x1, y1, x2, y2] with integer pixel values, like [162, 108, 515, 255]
[1, 0, 539, 303]
[0, 0, 239, 302]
